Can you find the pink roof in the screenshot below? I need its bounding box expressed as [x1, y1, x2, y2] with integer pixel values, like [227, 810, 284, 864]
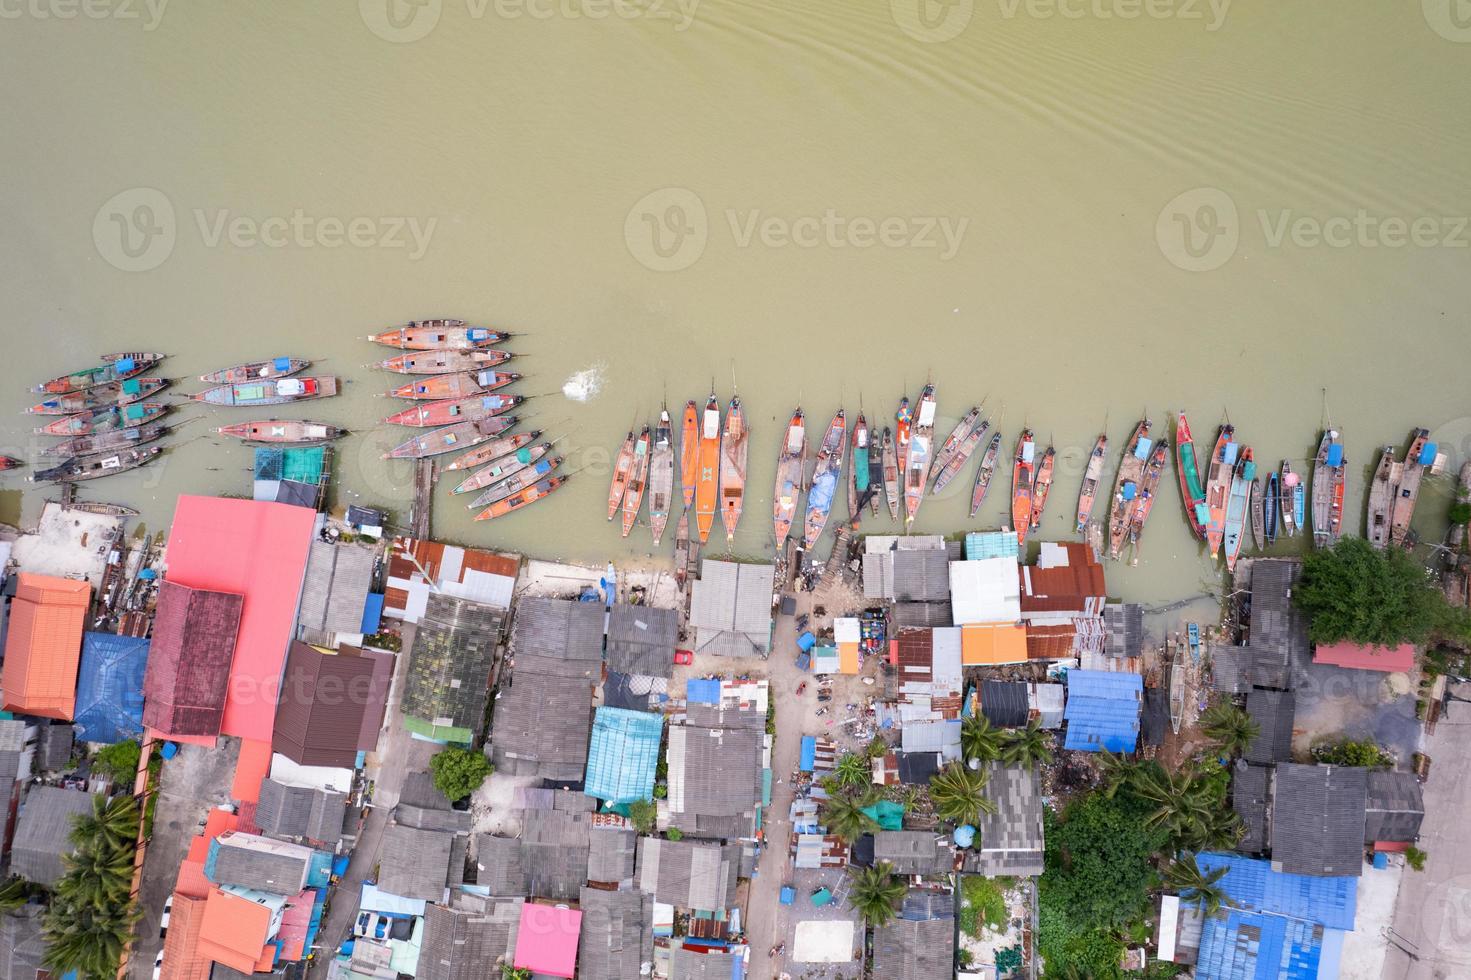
[163, 495, 315, 742]
[275, 889, 315, 960]
[1313, 641, 1416, 672]
[513, 902, 582, 978]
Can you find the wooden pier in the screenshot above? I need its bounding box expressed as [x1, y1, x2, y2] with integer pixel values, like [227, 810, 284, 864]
[409, 458, 434, 539]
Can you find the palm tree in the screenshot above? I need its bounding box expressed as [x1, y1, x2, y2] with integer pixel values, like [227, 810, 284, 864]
[928, 762, 997, 826]
[1163, 852, 1231, 915]
[1095, 748, 1137, 797]
[69, 795, 139, 855]
[960, 715, 1004, 765]
[1000, 719, 1054, 768]
[1181, 808, 1245, 853]
[57, 844, 134, 910]
[821, 789, 880, 843]
[0, 877, 27, 915]
[1201, 703, 1260, 758]
[831, 752, 871, 791]
[500, 968, 532, 980]
[41, 896, 138, 979]
[846, 861, 908, 927]
[1131, 764, 1213, 841]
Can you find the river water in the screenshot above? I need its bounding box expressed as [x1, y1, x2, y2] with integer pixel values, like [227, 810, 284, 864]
[2, 1, 1469, 607]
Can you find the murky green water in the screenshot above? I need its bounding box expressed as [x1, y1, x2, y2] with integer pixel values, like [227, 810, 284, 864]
[2, 1, 1469, 605]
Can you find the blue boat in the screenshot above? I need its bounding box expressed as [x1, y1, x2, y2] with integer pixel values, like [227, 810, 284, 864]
[1187, 623, 1201, 664]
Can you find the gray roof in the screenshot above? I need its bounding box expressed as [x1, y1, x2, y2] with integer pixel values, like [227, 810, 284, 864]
[1246, 560, 1310, 689]
[873, 914, 953, 980]
[379, 822, 457, 901]
[474, 835, 527, 896]
[402, 593, 505, 733]
[578, 887, 653, 980]
[255, 779, 347, 843]
[1364, 770, 1425, 843]
[666, 724, 763, 839]
[209, 835, 311, 894]
[670, 943, 743, 980]
[972, 763, 1045, 877]
[298, 540, 377, 635]
[901, 889, 954, 920]
[37, 724, 73, 772]
[522, 809, 590, 901]
[0, 749, 22, 854]
[1270, 763, 1368, 876]
[401, 769, 455, 810]
[396, 773, 473, 833]
[980, 681, 1029, 728]
[418, 895, 521, 980]
[0, 905, 47, 980]
[0, 720, 26, 753]
[873, 831, 954, 875]
[587, 826, 638, 885]
[635, 837, 741, 911]
[489, 669, 595, 781]
[1244, 690, 1295, 764]
[892, 602, 954, 629]
[1104, 603, 1144, 660]
[606, 603, 677, 678]
[689, 560, 774, 657]
[511, 597, 606, 662]
[9, 786, 94, 886]
[893, 550, 951, 603]
[1232, 762, 1271, 854]
[1211, 646, 1253, 695]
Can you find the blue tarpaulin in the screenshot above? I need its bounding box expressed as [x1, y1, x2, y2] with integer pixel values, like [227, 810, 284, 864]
[1133, 437, 1153, 460]
[360, 593, 385, 635]
[1121, 482, 1137, 501]
[807, 470, 836, 513]
[797, 631, 816, 651]
[799, 736, 816, 772]
[1224, 442, 1240, 465]
[1419, 441, 1438, 465]
[687, 679, 721, 704]
[1326, 444, 1343, 467]
[116, 357, 136, 373]
[73, 632, 148, 744]
[273, 356, 292, 371]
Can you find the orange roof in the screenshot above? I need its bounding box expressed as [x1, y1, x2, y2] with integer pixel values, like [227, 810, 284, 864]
[178, 811, 240, 898]
[231, 738, 274, 805]
[838, 642, 860, 675]
[960, 623, 1029, 666]
[159, 893, 212, 980]
[0, 573, 90, 720]
[196, 887, 274, 973]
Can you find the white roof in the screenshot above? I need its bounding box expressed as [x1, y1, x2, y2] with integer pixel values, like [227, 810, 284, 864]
[931, 628, 963, 687]
[794, 919, 856, 963]
[833, 618, 861, 644]
[1158, 895, 1180, 961]
[950, 557, 1021, 625]
[269, 753, 355, 793]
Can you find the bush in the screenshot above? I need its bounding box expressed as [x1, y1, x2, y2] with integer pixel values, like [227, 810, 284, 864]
[1295, 538, 1467, 646]
[91, 741, 141, 784]
[1313, 739, 1394, 769]
[429, 748, 493, 801]
[666, 828, 684, 841]
[1406, 846, 1428, 871]
[958, 876, 1008, 937]
[1449, 502, 1471, 526]
[628, 799, 656, 833]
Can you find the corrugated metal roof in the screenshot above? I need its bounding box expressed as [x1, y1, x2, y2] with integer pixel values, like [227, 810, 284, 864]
[513, 597, 606, 661]
[1270, 763, 1368, 877]
[1195, 907, 1327, 980]
[1244, 689, 1295, 764]
[873, 831, 953, 874]
[1364, 770, 1424, 843]
[1103, 603, 1144, 659]
[474, 834, 527, 896]
[142, 580, 244, 738]
[1246, 559, 1311, 690]
[385, 537, 519, 623]
[981, 681, 1029, 727]
[1063, 670, 1142, 753]
[1232, 761, 1270, 853]
[973, 764, 1045, 876]
[578, 886, 653, 979]
[873, 914, 953, 980]
[964, 531, 1019, 561]
[892, 602, 953, 629]
[419, 895, 521, 980]
[666, 724, 763, 838]
[1196, 852, 1356, 929]
[0, 573, 90, 720]
[73, 631, 148, 744]
[379, 822, 456, 901]
[522, 809, 591, 901]
[402, 593, 505, 736]
[636, 837, 741, 911]
[586, 826, 638, 885]
[949, 557, 1021, 625]
[254, 779, 347, 843]
[297, 540, 377, 635]
[689, 560, 775, 657]
[584, 707, 664, 805]
[892, 550, 951, 603]
[10, 786, 93, 886]
[206, 832, 313, 894]
[605, 603, 678, 677]
[489, 668, 595, 781]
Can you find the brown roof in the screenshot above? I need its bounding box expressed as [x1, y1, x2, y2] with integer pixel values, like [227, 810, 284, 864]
[384, 537, 519, 618]
[142, 580, 244, 737]
[0, 573, 90, 720]
[1025, 623, 1075, 661]
[1018, 543, 1106, 615]
[895, 630, 934, 683]
[273, 642, 393, 767]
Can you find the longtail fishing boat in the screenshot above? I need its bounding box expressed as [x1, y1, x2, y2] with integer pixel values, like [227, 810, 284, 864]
[1174, 412, 1209, 539]
[881, 427, 900, 520]
[42, 423, 170, 458]
[1389, 428, 1432, 549]
[848, 413, 870, 519]
[1264, 470, 1279, 544]
[451, 443, 552, 495]
[622, 428, 652, 538]
[695, 395, 721, 544]
[389, 370, 520, 400]
[28, 378, 169, 415]
[368, 321, 508, 350]
[1030, 445, 1056, 531]
[1107, 419, 1153, 560]
[1011, 431, 1036, 541]
[1169, 650, 1186, 736]
[1250, 476, 1265, 552]
[1187, 622, 1202, 663]
[1310, 429, 1346, 548]
[1279, 460, 1303, 537]
[1075, 433, 1107, 533]
[194, 377, 338, 407]
[931, 407, 980, 492]
[773, 409, 806, 549]
[607, 429, 638, 519]
[719, 397, 748, 543]
[673, 510, 691, 588]
[1202, 424, 1236, 558]
[894, 395, 912, 475]
[468, 457, 562, 510]
[35, 353, 164, 394]
[1223, 448, 1256, 571]
[903, 386, 937, 524]
[377, 349, 511, 374]
[803, 409, 846, 550]
[201, 357, 308, 385]
[649, 409, 675, 547]
[866, 421, 884, 517]
[34, 402, 167, 436]
[30, 446, 162, 483]
[381, 393, 522, 427]
[472, 474, 566, 521]
[680, 400, 699, 512]
[933, 419, 988, 495]
[215, 420, 344, 445]
[0, 457, 21, 471]
[1127, 441, 1169, 556]
[381, 416, 517, 460]
[1366, 445, 1397, 549]
[441, 431, 541, 472]
[970, 430, 1003, 518]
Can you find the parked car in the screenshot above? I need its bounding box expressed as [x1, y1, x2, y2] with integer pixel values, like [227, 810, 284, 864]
[159, 894, 173, 938]
[673, 649, 694, 666]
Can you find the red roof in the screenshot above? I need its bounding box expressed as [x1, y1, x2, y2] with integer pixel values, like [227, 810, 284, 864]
[143, 580, 244, 738]
[162, 495, 315, 743]
[1018, 543, 1106, 616]
[275, 889, 315, 960]
[1313, 641, 1416, 673]
[177, 809, 240, 898]
[1026, 623, 1076, 661]
[514, 903, 582, 978]
[0, 573, 90, 720]
[158, 892, 212, 980]
[196, 886, 274, 973]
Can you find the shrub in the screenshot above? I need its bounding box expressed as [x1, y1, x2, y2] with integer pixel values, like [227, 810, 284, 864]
[628, 799, 656, 833]
[1312, 739, 1394, 769]
[958, 876, 1008, 937]
[1405, 846, 1428, 871]
[429, 747, 493, 801]
[91, 741, 141, 784]
[665, 828, 684, 841]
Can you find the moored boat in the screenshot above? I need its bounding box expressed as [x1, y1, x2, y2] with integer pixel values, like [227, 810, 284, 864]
[35, 354, 164, 394]
[773, 409, 807, 549]
[1223, 448, 1256, 571]
[902, 386, 936, 524]
[1127, 441, 1169, 555]
[865, 420, 884, 517]
[1264, 470, 1280, 544]
[472, 474, 566, 521]
[42, 423, 170, 458]
[695, 395, 721, 544]
[381, 415, 518, 460]
[368, 321, 508, 350]
[1310, 429, 1346, 548]
[933, 419, 988, 495]
[1075, 433, 1107, 533]
[451, 443, 552, 495]
[216, 420, 344, 445]
[1279, 460, 1303, 537]
[1187, 622, 1202, 663]
[389, 370, 520, 400]
[382, 393, 522, 427]
[1250, 476, 1265, 552]
[28, 377, 169, 415]
[803, 409, 846, 550]
[1030, 445, 1056, 531]
[969, 430, 1003, 518]
[649, 409, 676, 547]
[881, 426, 900, 520]
[607, 429, 638, 519]
[442, 431, 541, 472]
[201, 357, 308, 385]
[1389, 429, 1433, 549]
[1203, 424, 1236, 558]
[930, 407, 980, 492]
[680, 400, 699, 512]
[468, 457, 563, 510]
[719, 397, 748, 543]
[0, 456, 21, 471]
[34, 402, 167, 436]
[193, 377, 338, 407]
[1366, 445, 1397, 549]
[1107, 419, 1153, 560]
[30, 445, 162, 483]
[1012, 430, 1036, 541]
[622, 429, 653, 538]
[848, 413, 870, 520]
[377, 349, 511, 374]
[1174, 411, 1209, 539]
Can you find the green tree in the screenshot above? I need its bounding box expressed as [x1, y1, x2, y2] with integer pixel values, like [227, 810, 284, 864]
[1095, 749, 1137, 798]
[1313, 739, 1394, 768]
[845, 861, 907, 927]
[628, 799, 656, 834]
[1295, 537, 1464, 646]
[1180, 808, 1245, 853]
[960, 715, 1004, 765]
[0, 877, 27, 915]
[91, 741, 141, 785]
[1130, 764, 1215, 842]
[1449, 502, 1471, 526]
[929, 762, 998, 827]
[665, 828, 684, 841]
[500, 967, 532, 980]
[831, 752, 871, 791]
[1162, 852, 1230, 915]
[41, 896, 139, 980]
[866, 735, 890, 758]
[1200, 703, 1260, 759]
[429, 747, 493, 801]
[820, 789, 880, 843]
[57, 844, 134, 910]
[70, 795, 140, 855]
[1001, 719, 1054, 768]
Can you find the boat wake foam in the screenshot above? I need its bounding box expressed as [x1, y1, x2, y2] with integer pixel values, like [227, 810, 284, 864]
[562, 363, 605, 402]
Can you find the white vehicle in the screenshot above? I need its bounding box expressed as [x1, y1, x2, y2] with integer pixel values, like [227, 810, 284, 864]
[159, 894, 173, 938]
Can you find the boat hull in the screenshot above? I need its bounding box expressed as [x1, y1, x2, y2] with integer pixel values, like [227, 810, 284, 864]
[34, 402, 167, 436]
[382, 416, 519, 460]
[201, 358, 309, 385]
[30, 446, 162, 483]
[35, 354, 164, 394]
[473, 474, 566, 521]
[28, 378, 169, 414]
[389, 370, 520, 400]
[452, 443, 552, 495]
[217, 420, 344, 444]
[43, 424, 169, 458]
[719, 399, 748, 542]
[369, 322, 508, 350]
[377, 349, 511, 374]
[442, 431, 540, 472]
[194, 377, 338, 407]
[382, 394, 522, 427]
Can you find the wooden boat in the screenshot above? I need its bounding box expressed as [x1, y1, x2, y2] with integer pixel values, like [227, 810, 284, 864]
[377, 349, 511, 374]
[389, 370, 520, 400]
[1011, 430, 1036, 541]
[848, 413, 870, 519]
[622, 428, 653, 538]
[933, 419, 988, 495]
[1264, 470, 1280, 544]
[1310, 429, 1346, 548]
[773, 409, 807, 549]
[902, 387, 936, 524]
[194, 377, 338, 407]
[719, 397, 748, 543]
[695, 395, 721, 544]
[1075, 433, 1107, 533]
[1366, 445, 1397, 549]
[803, 410, 846, 550]
[969, 430, 1003, 518]
[442, 431, 540, 472]
[216, 420, 344, 445]
[382, 393, 522, 427]
[1174, 412, 1209, 539]
[35, 354, 164, 394]
[1223, 448, 1256, 571]
[201, 357, 308, 385]
[680, 400, 699, 512]
[649, 409, 676, 547]
[0, 456, 21, 471]
[381, 415, 517, 460]
[468, 457, 563, 511]
[472, 474, 566, 521]
[866, 422, 884, 517]
[30, 445, 162, 483]
[1202, 425, 1236, 558]
[1030, 445, 1056, 531]
[607, 429, 638, 519]
[1389, 429, 1431, 549]
[931, 407, 980, 491]
[42, 423, 169, 458]
[674, 509, 691, 588]
[1279, 460, 1303, 537]
[1187, 622, 1202, 664]
[450, 443, 552, 495]
[368, 321, 508, 350]
[28, 378, 169, 415]
[1250, 476, 1265, 552]
[34, 402, 167, 436]
[881, 426, 900, 520]
[1107, 419, 1153, 560]
[1127, 442, 1169, 554]
[1169, 656, 1186, 736]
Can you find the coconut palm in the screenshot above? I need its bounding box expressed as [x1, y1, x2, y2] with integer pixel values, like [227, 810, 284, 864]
[0, 877, 27, 915]
[846, 861, 908, 927]
[1000, 719, 1054, 768]
[57, 843, 134, 910]
[831, 752, 871, 791]
[41, 895, 139, 979]
[1201, 702, 1260, 758]
[69, 794, 139, 854]
[928, 762, 997, 827]
[1130, 764, 1214, 841]
[1163, 852, 1231, 915]
[820, 789, 880, 843]
[1095, 748, 1137, 798]
[1181, 807, 1245, 853]
[960, 715, 1004, 764]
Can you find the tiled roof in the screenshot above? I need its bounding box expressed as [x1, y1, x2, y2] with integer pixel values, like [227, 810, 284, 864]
[1270, 763, 1368, 876]
[254, 779, 347, 843]
[577, 887, 653, 980]
[873, 831, 953, 875]
[157, 892, 211, 980]
[379, 822, 457, 901]
[512, 597, 607, 662]
[10, 785, 93, 886]
[195, 887, 276, 973]
[1232, 762, 1271, 853]
[586, 826, 638, 885]
[635, 837, 741, 911]
[207, 832, 313, 894]
[0, 573, 90, 720]
[489, 669, 595, 781]
[873, 913, 953, 980]
[1244, 690, 1295, 764]
[981, 681, 1029, 727]
[972, 763, 1045, 877]
[522, 809, 590, 901]
[274, 642, 393, 767]
[605, 603, 677, 677]
[402, 593, 505, 737]
[1063, 670, 1143, 753]
[1245, 559, 1310, 690]
[418, 895, 521, 980]
[474, 834, 527, 896]
[689, 560, 775, 657]
[298, 540, 377, 635]
[73, 631, 148, 744]
[0, 905, 46, 980]
[1364, 770, 1425, 843]
[142, 580, 244, 737]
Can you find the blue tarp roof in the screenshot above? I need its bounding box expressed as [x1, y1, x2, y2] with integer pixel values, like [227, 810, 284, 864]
[584, 706, 664, 804]
[1196, 853, 1357, 930]
[1063, 670, 1142, 753]
[360, 592, 385, 635]
[687, 679, 721, 704]
[1134, 437, 1153, 460]
[73, 632, 148, 744]
[1224, 442, 1240, 465]
[1326, 444, 1343, 467]
[1419, 441, 1438, 466]
[799, 736, 816, 772]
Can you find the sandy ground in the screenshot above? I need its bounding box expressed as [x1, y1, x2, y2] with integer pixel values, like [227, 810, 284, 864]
[8, 500, 126, 588]
[958, 878, 1031, 980]
[1338, 860, 1403, 980]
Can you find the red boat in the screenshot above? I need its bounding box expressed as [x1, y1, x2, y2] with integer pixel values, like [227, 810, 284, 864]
[382, 394, 522, 427]
[381, 416, 518, 459]
[388, 370, 520, 400]
[377, 349, 512, 375]
[216, 420, 345, 444]
[1174, 411, 1209, 540]
[368, 321, 509, 350]
[34, 353, 164, 395]
[0, 456, 22, 471]
[1012, 429, 1036, 543]
[473, 474, 566, 521]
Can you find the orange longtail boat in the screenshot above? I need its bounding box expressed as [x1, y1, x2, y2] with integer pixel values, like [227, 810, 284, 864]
[694, 394, 721, 543]
[388, 370, 520, 400]
[679, 400, 699, 512]
[719, 397, 748, 543]
[368, 321, 508, 350]
[622, 428, 652, 538]
[608, 429, 638, 520]
[1030, 445, 1056, 531]
[382, 394, 522, 427]
[473, 474, 566, 521]
[1012, 430, 1036, 543]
